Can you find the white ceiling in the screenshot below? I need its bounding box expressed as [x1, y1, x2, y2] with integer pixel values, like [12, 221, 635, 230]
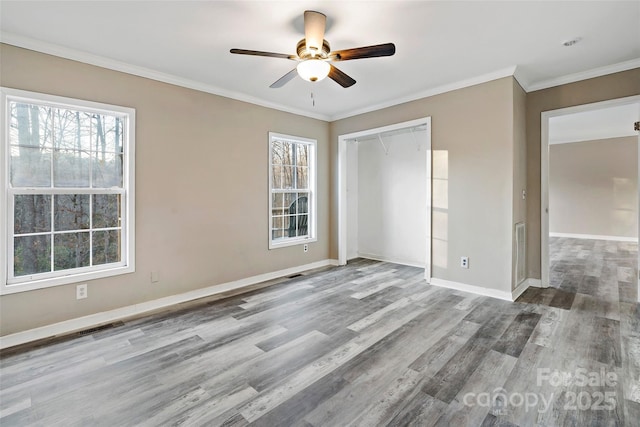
[549, 103, 640, 144]
[1, 1, 639, 121]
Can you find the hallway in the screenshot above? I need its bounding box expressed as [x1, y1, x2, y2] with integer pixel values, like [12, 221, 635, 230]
[517, 236, 639, 425]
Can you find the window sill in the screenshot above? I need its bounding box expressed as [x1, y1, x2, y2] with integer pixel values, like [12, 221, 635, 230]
[1, 265, 135, 295]
[269, 236, 317, 250]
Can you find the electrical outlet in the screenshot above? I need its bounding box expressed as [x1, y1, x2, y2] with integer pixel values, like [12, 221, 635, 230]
[460, 257, 469, 269]
[76, 284, 88, 300]
[303, 244, 309, 253]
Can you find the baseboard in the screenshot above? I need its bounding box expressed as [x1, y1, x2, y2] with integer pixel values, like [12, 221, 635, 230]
[429, 278, 512, 301]
[526, 278, 542, 288]
[511, 280, 530, 301]
[357, 252, 426, 269]
[549, 232, 638, 243]
[0, 259, 340, 350]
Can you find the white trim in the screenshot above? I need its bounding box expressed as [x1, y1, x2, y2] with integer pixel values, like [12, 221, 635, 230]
[337, 117, 432, 283]
[429, 278, 512, 302]
[549, 232, 638, 243]
[331, 67, 517, 121]
[3, 32, 639, 122]
[0, 89, 6, 294]
[357, 253, 425, 269]
[550, 134, 639, 146]
[514, 222, 526, 286]
[526, 278, 542, 288]
[0, 32, 330, 122]
[0, 259, 340, 349]
[267, 132, 317, 250]
[541, 95, 640, 292]
[511, 279, 529, 301]
[338, 132, 347, 266]
[0, 33, 511, 122]
[527, 58, 640, 92]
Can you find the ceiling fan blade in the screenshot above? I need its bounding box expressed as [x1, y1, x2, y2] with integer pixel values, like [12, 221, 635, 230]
[328, 65, 356, 88]
[270, 69, 298, 88]
[230, 49, 297, 60]
[304, 10, 326, 54]
[330, 43, 396, 61]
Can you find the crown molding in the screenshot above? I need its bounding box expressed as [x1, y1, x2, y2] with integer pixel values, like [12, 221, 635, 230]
[0, 32, 331, 121]
[525, 58, 640, 92]
[3, 32, 639, 122]
[329, 66, 518, 121]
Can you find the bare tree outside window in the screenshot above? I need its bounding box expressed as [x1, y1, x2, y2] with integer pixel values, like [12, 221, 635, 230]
[7, 97, 127, 280]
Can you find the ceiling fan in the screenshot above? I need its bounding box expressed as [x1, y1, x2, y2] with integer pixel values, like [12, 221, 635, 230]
[230, 10, 395, 88]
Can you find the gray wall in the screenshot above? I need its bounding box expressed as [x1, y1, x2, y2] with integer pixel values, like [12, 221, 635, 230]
[549, 136, 638, 238]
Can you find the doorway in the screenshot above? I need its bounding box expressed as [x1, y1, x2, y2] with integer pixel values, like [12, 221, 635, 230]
[338, 117, 432, 280]
[541, 95, 640, 302]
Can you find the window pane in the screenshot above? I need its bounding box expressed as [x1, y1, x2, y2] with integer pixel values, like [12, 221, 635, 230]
[93, 153, 123, 188]
[93, 230, 121, 265]
[296, 214, 309, 237]
[294, 195, 309, 215]
[54, 232, 90, 270]
[282, 166, 295, 189]
[283, 192, 297, 213]
[271, 193, 284, 216]
[282, 141, 294, 165]
[9, 102, 53, 149]
[296, 144, 309, 167]
[53, 108, 91, 151]
[14, 235, 51, 276]
[54, 194, 90, 231]
[296, 166, 309, 189]
[272, 164, 283, 189]
[93, 194, 121, 228]
[272, 216, 285, 239]
[271, 140, 283, 166]
[92, 115, 123, 154]
[53, 149, 90, 187]
[14, 195, 51, 234]
[286, 215, 296, 237]
[10, 146, 52, 187]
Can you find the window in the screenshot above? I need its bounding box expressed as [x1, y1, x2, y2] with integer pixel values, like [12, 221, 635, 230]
[1, 88, 135, 294]
[268, 132, 316, 249]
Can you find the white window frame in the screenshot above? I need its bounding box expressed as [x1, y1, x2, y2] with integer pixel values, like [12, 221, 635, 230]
[268, 132, 317, 249]
[0, 87, 135, 294]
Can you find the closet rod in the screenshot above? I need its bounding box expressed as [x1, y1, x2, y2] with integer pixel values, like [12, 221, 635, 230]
[409, 129, 420, 151]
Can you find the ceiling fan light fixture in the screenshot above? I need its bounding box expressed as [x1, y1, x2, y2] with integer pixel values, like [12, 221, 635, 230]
[296, 59, 330, 82]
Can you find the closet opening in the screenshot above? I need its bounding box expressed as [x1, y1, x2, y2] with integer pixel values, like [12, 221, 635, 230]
[338, 117, 432, 280]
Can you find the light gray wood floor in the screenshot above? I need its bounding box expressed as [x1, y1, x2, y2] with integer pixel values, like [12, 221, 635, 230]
[1, 242, 638, 426]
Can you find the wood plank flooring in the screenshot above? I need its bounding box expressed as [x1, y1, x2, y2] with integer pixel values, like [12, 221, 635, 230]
[0, 242, 638, 426]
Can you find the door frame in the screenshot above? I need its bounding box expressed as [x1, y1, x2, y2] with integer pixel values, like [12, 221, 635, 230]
[338, 117, 432, 281]
[540, 95, 640, 301]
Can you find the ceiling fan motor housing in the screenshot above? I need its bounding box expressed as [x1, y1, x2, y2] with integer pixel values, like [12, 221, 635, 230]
[297, 38, 331, 59]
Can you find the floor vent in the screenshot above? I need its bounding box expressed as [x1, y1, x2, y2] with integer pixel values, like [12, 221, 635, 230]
[75, 321, 124, 336]
[288, 274, 303, 279]
[515, 222, 526, 285]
